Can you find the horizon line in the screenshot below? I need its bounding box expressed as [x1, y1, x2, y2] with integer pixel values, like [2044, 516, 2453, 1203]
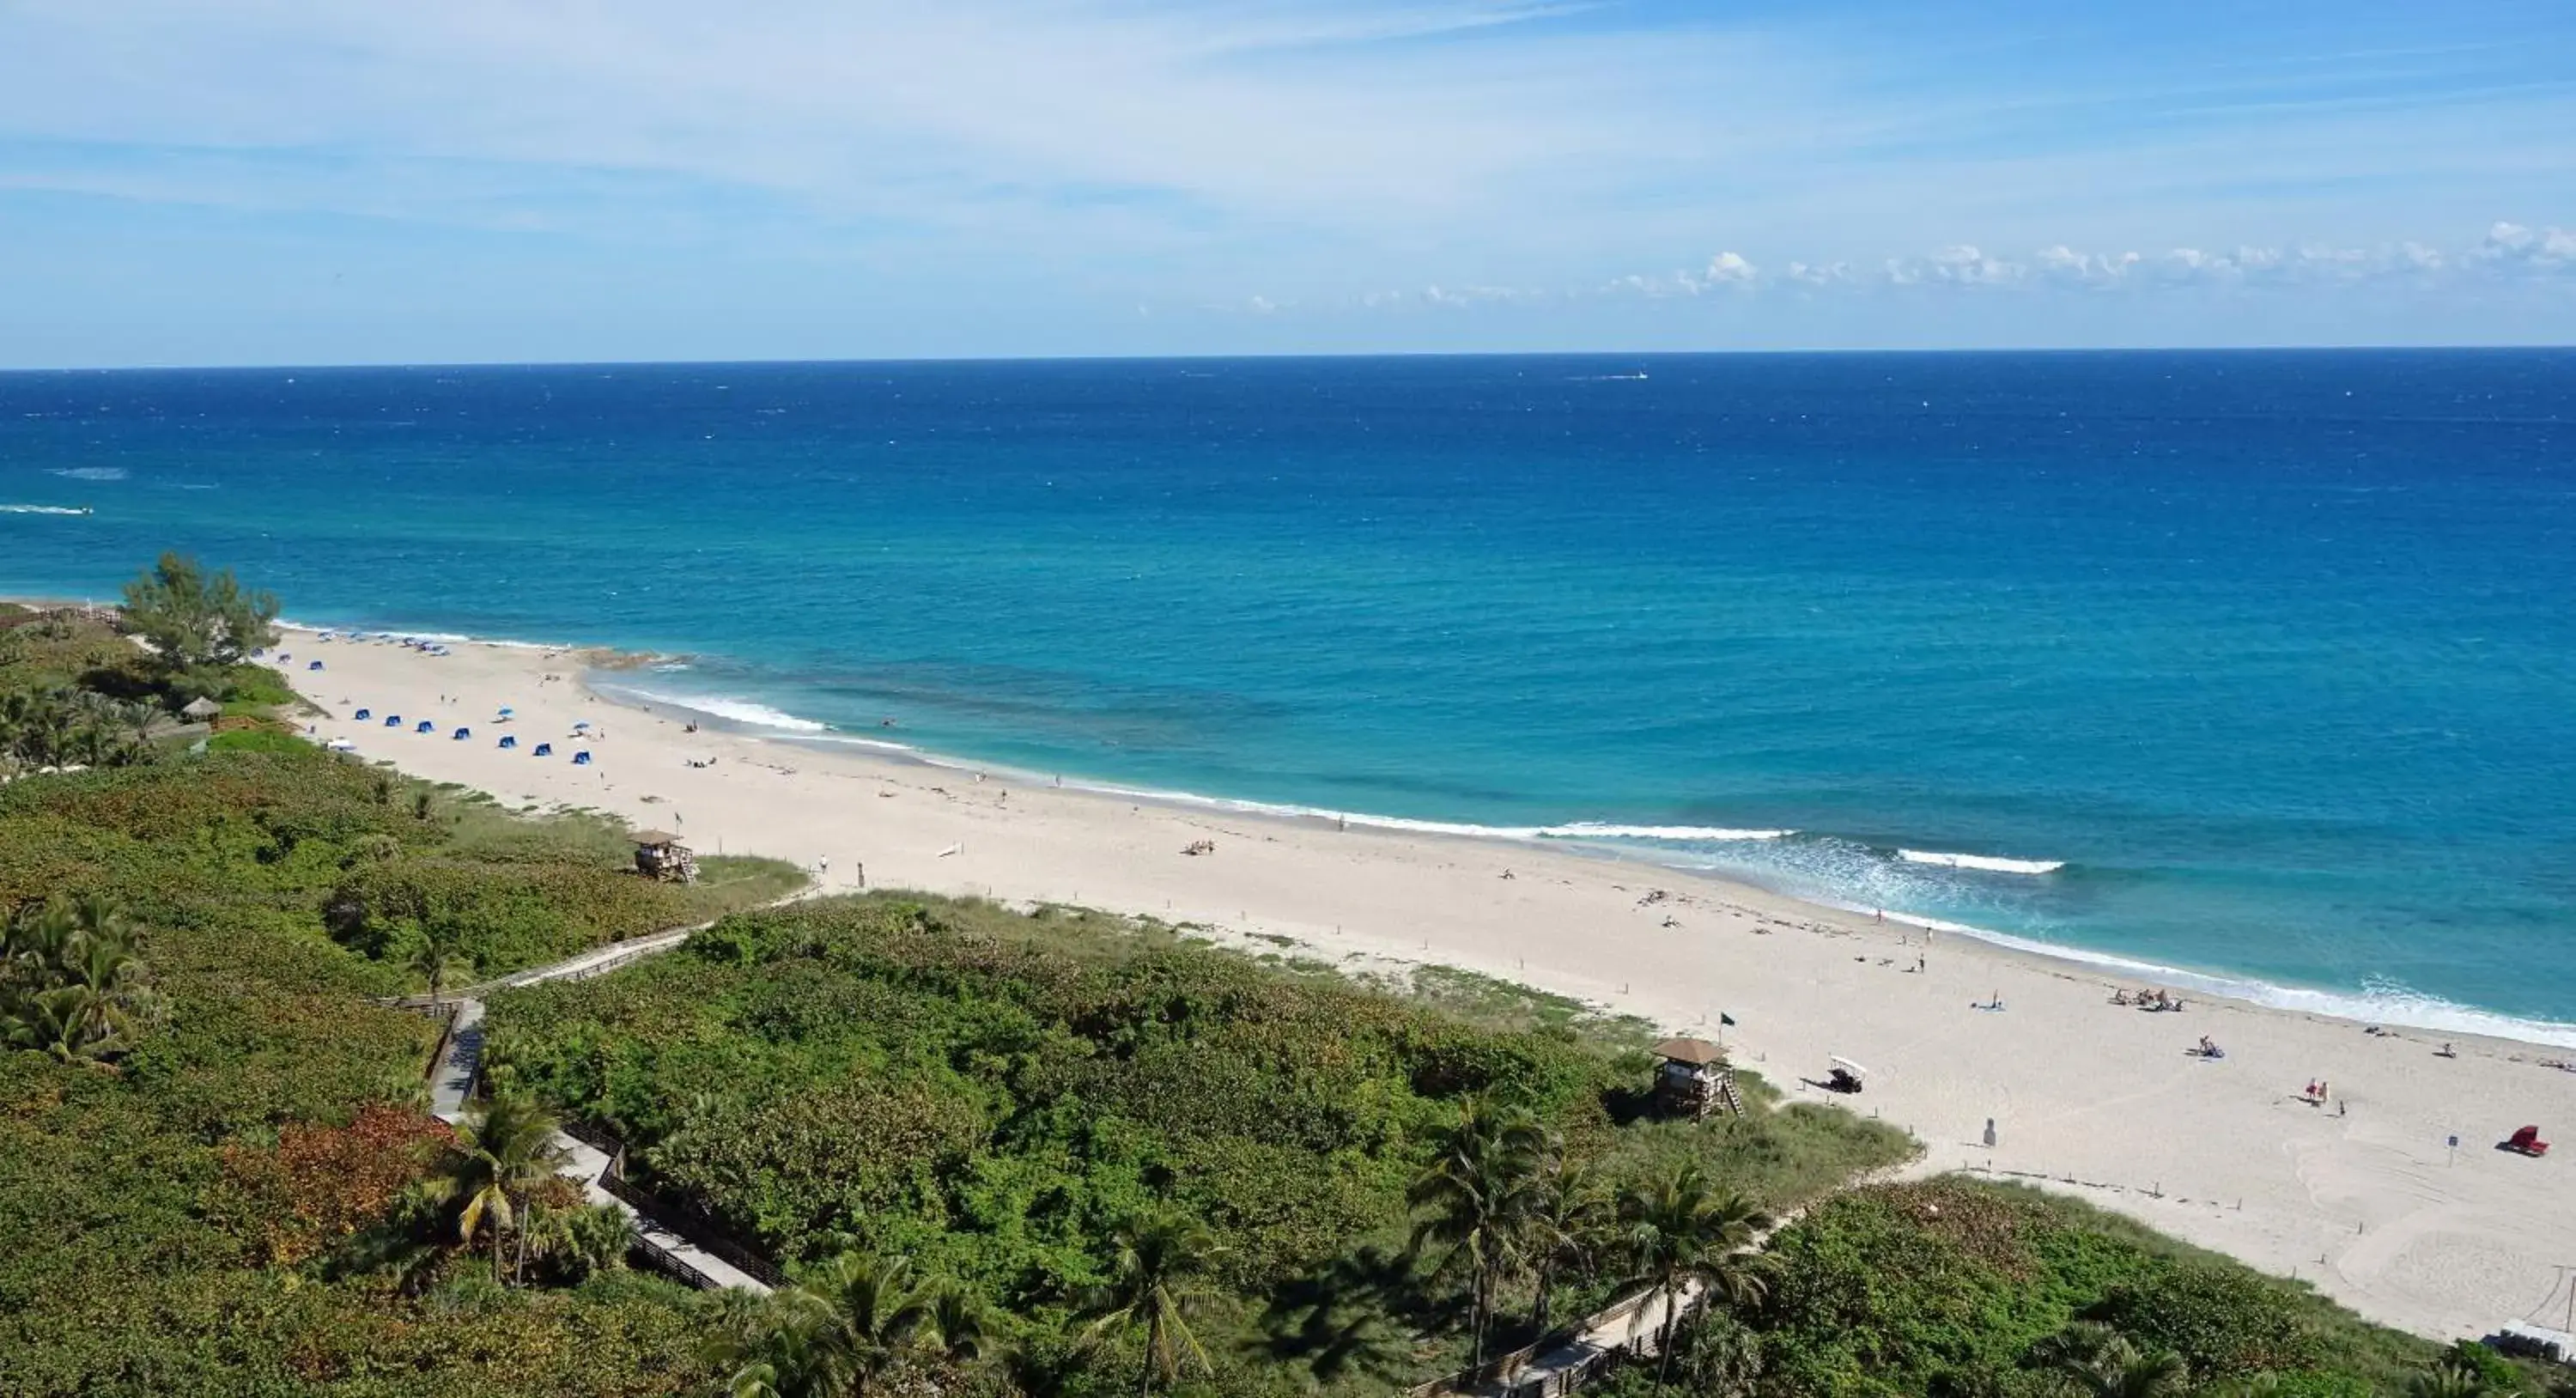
[7, 342, 2576, 376]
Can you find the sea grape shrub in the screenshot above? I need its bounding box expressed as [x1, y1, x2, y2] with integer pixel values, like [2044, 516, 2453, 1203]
[484, 898, 1623, 1302]
[2089, 1261, 2326, 1380]
[210, 1103, 453, 1265]
[323, 855, 703, 970]
[1753, 1181, 2420, 1398]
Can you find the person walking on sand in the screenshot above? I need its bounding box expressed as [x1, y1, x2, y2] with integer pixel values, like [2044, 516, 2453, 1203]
[855, 861, 866, 890]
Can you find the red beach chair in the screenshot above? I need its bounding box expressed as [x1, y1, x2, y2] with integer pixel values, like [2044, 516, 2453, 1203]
[2503, 1125, 2549, 1157]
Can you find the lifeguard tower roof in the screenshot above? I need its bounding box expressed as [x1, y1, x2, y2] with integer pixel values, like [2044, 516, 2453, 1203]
[1653, 1036, 1725, 1066]
[632, 830, 683, 847]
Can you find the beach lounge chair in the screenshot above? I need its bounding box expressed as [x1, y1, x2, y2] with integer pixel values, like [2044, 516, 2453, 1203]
[415, 720, 434, 734]
[533, 743, 552, 757]
[498, 735, 518, 750]
[354, 708, 371, 721]
[453, 726, 471, 740]
[2504, 1125, 2550, 1157]
[573, 751, 592, 766]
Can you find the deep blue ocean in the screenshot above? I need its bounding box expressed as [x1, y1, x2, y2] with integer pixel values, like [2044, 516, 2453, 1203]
[4, 352, 2573, 1039]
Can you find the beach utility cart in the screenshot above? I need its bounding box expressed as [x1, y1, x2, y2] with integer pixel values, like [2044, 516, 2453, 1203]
[631, 830, 698, 884]
[1826, 1056, 1869, 1095]
[1651, 1037, 1743, 1120]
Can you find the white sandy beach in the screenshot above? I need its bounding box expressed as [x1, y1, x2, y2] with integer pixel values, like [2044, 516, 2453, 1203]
[276, 625, 2576, 1343]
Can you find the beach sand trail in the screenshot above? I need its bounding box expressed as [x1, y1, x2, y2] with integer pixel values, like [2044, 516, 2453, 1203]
[283, 629, 2576, 1342]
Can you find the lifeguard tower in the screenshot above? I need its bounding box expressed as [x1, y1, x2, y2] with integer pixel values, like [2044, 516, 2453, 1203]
[1652, 1036, 1744, 1120]
[632, 829, 699, 884]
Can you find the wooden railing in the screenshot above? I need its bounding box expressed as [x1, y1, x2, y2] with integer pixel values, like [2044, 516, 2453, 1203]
[568, 1118, 791, 1290]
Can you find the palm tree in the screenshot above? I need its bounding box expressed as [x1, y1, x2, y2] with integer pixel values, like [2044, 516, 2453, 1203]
[2, 896, 154, 1067]
[1524, 1154, 1607, 1336]
[805, 1251, 938, 1395]
[2, 985, 127, 1065]
[563, 1202, 636, 1280]
[919, 1284, 990, 1366]
[420, 1094, 566, 1285]
[2404, 1356, 2510, 1398]
[1614, 1163, 1771, 1385]
[1408, 1097, 1547, 1370]
[2040, 1323, 2188, 1398]
[1083, 1210, 1224, 1398]
[719, 1251, 944, 1398]
[407, 926, 466, 1005]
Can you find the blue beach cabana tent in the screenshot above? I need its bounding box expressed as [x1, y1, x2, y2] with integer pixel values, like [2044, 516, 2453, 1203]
[353, 708, 371, 721]
[533, 742, 553, 757]
[498, 735, 518, 750]
[385, 714, 402, 727]
[453, 726, 471, 740]
[572, 751, 592, 766]
[308, 660, 325, 671]
[414, 720, 434, 734]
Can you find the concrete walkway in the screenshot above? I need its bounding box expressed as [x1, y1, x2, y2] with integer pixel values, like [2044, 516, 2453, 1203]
[417, 919, 776, 1295]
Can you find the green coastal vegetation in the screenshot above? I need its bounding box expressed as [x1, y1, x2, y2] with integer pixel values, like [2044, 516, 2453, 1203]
[2, 560, 2563, 1398]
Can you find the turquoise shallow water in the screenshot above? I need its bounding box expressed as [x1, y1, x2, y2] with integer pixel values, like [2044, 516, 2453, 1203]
[3, 352, 2573, 1040]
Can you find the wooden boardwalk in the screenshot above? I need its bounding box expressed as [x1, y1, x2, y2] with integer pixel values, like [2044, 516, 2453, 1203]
[419, 921, 775, 1295]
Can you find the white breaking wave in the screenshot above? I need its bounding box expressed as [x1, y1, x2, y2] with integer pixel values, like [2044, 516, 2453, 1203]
[1815, 901, 2576, 1048]
[48, 466, 126, 482]
[1540, 823, 1793, 842]
[1899, 848, 2065, 875]
[611, 686, 829, 733]
[0, 504, 91, 515]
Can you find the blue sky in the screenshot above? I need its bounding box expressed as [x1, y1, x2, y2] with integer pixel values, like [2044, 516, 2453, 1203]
[1, 0, 2571, 366]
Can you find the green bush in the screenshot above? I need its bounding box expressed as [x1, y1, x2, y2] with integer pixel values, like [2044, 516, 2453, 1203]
[206, 727, 308, 755]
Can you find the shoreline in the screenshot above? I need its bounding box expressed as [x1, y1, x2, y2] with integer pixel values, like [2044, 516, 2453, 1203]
[252, 618, 2576, 1342]
[48, 593, 2568, 1048]
[580, 661, 2576, 1055]
[19, 597, 2576, 1339]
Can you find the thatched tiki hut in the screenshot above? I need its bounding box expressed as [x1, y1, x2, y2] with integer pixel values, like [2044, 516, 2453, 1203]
[1651, 1036, 1741, 1120]
[179, 696, 222, 723]
[632, 830, 698, 884]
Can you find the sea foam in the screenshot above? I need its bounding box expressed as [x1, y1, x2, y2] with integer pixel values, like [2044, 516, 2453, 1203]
[608, 686, 829, 733]
[1899, 848, 2066, 875]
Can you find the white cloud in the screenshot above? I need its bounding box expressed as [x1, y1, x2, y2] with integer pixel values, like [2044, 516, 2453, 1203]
[1702, 251, 1759, 287]
[1557, 220, 2576, 313]
[2479, 222, 2576, 266]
